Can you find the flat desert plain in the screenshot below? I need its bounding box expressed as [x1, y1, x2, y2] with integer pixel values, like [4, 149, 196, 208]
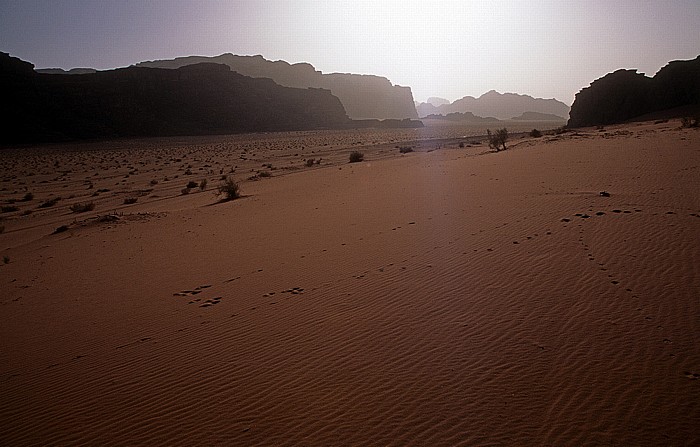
[1, 120, 699, 446]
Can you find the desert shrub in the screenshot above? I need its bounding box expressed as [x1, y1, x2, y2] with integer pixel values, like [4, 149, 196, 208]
[70, 202, 95, 213]
[306, 158, 315, 167]
[217, 177, 240, 201]
[21, 192, 34, 201]
[487, 128, 509, 151]
[681, 117, 699, 128]
[53, 225, 69, 234]
[38, 197, 61, 208]
[3, 255, 9, 264]
[257, 171, 271, 178]
[150, 179, 159, 186]
[186, 180, 198, 189]
[458, 142, 465, 148]
[181, 187, 191, 195]
[399, 146, 414, 153]
[123, 197, 138, 204]
[1, 205, 19, 213]
[349, 151, 364, 163]
[529, 129, 542, 138]
[199, 179, 208, 190]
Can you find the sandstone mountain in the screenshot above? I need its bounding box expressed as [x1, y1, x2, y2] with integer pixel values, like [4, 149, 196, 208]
[136, 54, 418, 120]
[416, 90, 570, 120]
[1, 52, 351, 145]
[568, 55, 700, 127]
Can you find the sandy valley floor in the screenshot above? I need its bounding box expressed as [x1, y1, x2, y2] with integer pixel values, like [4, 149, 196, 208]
[1, 120, 699, 445]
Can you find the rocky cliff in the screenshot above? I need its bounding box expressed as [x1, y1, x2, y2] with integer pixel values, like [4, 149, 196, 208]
[416, 90, 570, 120]
[568, 55, 700, 127]
[136, 54, 419, 120]
[1, 52, 351, 145]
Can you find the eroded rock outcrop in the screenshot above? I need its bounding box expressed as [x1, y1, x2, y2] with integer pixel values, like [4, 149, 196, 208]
[568, 56, 700, 127]
[136, 54, 419, 120]
[1, 52, 351, 144]
[416, 91, 570, 120]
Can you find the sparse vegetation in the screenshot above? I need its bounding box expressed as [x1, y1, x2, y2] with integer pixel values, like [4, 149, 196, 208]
[399, 146, 414, 153]
[53, 225, 69, 234]
[306, 158, 316, 167]
[3, 255, 9, 264]
[70, 202, 95, 213]
[181, 187, 191, 195]
[217, 177, 240, 201]
[349, 151, 364, 163]
[257, 171, 271, 178]
[21, 192, 34, 201]
[199, 179, 208, 190]
[458, 142, 465, 148]
[123, 197, 138, 204]
[681, 116, 699, 128]
[529, 129, 542, 138]
[487, 128, 509, 151]
[150, 179, 159, 186]
[1, 205, 19, 213]
[38, 197, 61, 208]
[186, 180, 198, 189]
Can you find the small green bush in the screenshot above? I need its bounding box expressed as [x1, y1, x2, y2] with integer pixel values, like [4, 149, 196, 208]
[349, 151, 364, 163]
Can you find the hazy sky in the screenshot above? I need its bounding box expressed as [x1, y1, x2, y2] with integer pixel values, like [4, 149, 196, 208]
[1, 0, 699, 105]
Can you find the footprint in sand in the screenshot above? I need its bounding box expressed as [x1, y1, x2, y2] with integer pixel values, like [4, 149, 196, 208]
[173, 284, 212, 296]
[199, 297, 222, 307]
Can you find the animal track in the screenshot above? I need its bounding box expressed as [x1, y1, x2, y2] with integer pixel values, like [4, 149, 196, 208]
[173, 284, 211, 296]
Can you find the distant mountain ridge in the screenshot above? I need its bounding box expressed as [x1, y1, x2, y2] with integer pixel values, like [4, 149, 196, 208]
[136, 53, 419, 120]
[1, 52, 354, 144]
[416, 90, 570, 120]
[568, 55, 700, 127]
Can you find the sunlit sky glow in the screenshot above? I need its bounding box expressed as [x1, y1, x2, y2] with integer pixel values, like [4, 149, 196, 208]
[1, 0, 699, 105]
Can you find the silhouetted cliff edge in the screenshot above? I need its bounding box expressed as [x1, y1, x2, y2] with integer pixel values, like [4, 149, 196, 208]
[136, 54, 419, 120]
[568, 56, 700, 127]
[1, 52, 352, 144]
[416, 91, 570, 120]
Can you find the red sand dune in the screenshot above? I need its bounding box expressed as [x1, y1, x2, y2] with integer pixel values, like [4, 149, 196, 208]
[1, 120, 698, 445]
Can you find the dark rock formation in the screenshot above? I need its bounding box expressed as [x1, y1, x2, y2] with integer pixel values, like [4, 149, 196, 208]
[136, 54, 419, 120]
[568, 55, 700, 127]
[36, 67, 97, 75]
[1, 52, 351, 145]
[416, 90, 570, 120]
[511, 111, 566, 121]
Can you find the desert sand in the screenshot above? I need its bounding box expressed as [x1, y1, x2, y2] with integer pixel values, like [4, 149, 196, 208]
[1, 120, 699, 446]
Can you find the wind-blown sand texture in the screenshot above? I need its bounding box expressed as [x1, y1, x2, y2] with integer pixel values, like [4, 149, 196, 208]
[1, 120, 699, 446]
